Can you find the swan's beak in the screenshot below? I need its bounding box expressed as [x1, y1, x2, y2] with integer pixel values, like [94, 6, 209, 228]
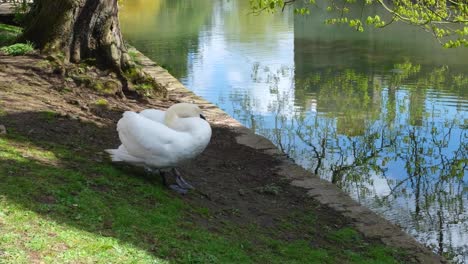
[200, 114, 206, 120]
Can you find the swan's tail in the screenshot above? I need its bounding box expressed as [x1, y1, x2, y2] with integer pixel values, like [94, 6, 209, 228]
[105, 145, 144, 164]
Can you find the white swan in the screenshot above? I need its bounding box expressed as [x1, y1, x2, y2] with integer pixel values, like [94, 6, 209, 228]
[105, 103, 212, 193]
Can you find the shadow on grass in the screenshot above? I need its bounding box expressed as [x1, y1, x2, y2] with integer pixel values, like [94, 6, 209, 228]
[0, 111, 250, 263]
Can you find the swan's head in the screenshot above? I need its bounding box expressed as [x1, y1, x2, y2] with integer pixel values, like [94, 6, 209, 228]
[164, 103, 207, 127]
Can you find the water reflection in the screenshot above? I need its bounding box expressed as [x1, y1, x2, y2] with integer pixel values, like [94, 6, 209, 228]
[230, 62, 468, 262]
[120, 0, 214, 78]
[120, 0, 468, 261]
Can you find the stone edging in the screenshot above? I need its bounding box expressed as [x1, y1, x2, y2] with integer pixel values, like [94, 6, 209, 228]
[0, 3, 14, 15]
[132, 48, 445, 264]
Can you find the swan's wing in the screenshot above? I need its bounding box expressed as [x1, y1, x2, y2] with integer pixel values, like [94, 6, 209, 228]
[117, 111, 185, 156]
[139, 109, 165, 124]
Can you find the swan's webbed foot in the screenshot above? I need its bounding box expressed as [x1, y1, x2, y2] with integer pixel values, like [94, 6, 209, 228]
[169, 184, 189, 194]
[156, 169, 193, 195]
[173, 168, 194, 190]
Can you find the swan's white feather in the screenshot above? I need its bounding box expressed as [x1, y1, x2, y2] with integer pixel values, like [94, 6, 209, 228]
[139, 109, 165, 123]
[115, 112, 181, 167]
[106, 104, 211, 169]
[106, 145, 145, 163]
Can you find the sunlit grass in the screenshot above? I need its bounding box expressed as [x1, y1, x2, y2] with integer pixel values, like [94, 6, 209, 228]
[0, 42, 34, 56]
[0, 23, 22, 34]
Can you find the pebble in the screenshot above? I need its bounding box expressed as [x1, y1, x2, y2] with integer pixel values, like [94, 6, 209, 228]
[238, 189, 247, 196]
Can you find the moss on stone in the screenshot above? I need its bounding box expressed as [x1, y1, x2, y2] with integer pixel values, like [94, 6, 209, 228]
[91, 80, 121, 95]
[94, 98, 109, 107]
[124, 66, 167, 98]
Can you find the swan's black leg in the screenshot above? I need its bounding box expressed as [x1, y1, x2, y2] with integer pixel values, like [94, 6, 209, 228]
[145, 167, 168, 186]
[173, 168, 194, 190]
[157, 169, 188, 194]
[160, 170, 168, 186]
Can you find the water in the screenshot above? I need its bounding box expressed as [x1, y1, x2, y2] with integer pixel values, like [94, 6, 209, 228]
[120, 0, 468, 261]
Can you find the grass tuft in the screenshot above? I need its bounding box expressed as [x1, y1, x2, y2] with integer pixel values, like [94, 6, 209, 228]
[94, 98, 109, 107]
[0, 42, 34, 56]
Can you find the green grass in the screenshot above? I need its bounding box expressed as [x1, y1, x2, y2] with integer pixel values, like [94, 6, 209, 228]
[0, 23, 21, 47]
[0, 42, 34, 56]
[39, 110, 59, 121]
[0, 135, 247, 263]
[0, 23, 22, 34]
[0, 132, 408, 263]
[328, 227, 361, 243]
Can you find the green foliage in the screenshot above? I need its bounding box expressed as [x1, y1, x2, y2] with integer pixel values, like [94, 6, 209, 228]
[10, 0, 30, 24]
[0, 42, 34, 56]
[250, 0, 468, 48]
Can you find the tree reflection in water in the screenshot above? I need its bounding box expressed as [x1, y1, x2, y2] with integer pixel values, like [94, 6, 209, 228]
[229, 60, 467, 262]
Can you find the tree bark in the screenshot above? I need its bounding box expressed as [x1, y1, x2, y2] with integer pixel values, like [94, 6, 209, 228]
[19, 0, 167, 98]
[21, 0, 131, 74]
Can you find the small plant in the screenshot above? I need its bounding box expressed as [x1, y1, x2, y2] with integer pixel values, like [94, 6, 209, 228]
[135, 83, 153, 90]
[0, 42, 34, 56]
[128, 49, 140, 63]
[123, 66, 166, 98]
[94, 98, 109, 107]
[255, 183, 281, 195]
[134, 83, 156, 97]
[12, 0, 30, 24]
[39, 110, 58, 121]
[92, 80, 120, 95]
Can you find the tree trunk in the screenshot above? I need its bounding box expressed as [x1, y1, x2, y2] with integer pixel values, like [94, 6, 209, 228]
[22, 0, 131, 71]
[19, 0, 167, 98]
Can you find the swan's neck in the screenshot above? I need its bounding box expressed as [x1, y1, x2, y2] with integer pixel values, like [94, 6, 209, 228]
[165, 112, 196, 131]
[164, 111, 178, 129]
[164, 110, 210, 135]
